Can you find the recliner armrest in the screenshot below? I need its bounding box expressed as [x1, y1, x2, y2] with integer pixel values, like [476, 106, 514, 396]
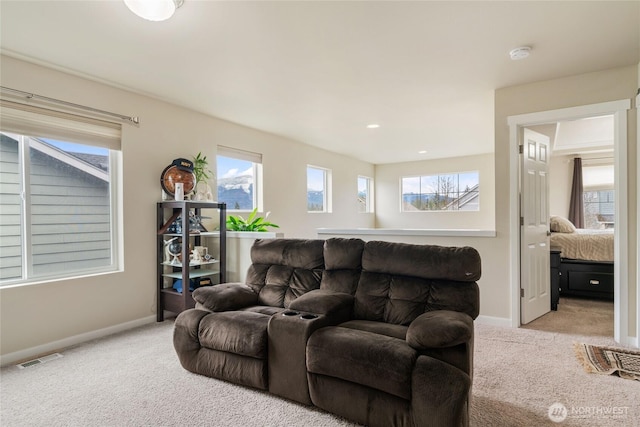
[406, 310, 473, 350]
[192, 283, 258, 312]
[288, 289, 354, 317]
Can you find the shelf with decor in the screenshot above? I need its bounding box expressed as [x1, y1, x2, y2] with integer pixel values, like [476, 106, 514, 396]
[156, 200, 226, 321]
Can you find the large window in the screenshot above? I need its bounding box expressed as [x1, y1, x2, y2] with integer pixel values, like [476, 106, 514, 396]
[216, 146, 263, 211]
[358, 176, 373, 213]
[401, 171, 479, 211]
[307, 165, 331, 212]
[0, 102, 121, 286]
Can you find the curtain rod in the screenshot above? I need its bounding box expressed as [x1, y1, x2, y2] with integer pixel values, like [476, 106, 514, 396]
[0, 86, 139, 125]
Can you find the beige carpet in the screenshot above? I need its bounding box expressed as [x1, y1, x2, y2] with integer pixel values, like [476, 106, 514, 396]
[522, 296, 614, 336]
[1, 308, 638, 426]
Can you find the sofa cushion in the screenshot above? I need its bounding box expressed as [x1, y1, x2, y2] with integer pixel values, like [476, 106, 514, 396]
[362, 240, 481, 282]
[245, 239, 325, 308]
[406, 310, 473, 349]
[320, 238, 364, 294]
[338, 319, 408, 340]
[239, 306, 284, 316]
[251, 238, 325, 269]
[307, 326, 417, 400]
[354, 272, 431, 325]
[323, 238, 365, 270]
[192, 283, 257, 312]
[198, 311, 270, 359]
[353, 241, 481, 324]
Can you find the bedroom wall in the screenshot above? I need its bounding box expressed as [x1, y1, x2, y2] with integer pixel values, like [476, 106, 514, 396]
[495, 65, 638, 340]
[548, 154, 573, 219]
[374, 153, 495, 230]
[0, 55, 375, 361]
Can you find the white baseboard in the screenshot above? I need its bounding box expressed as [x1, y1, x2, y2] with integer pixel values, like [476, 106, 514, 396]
[476, 315, 512, 328]
[0, 315, 157, 367]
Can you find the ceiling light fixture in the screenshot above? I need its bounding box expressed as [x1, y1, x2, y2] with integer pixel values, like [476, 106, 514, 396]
[418, 150, 427, 154]
[366, 124, 380, 129]
[509, 46, 531, 61]
[124, 0, 184, 22]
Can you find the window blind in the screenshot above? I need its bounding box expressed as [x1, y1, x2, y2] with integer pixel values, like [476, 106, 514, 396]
[583, 164, 614, 190]
[0, 100, 121, 150]
[217, 145, 262, 164]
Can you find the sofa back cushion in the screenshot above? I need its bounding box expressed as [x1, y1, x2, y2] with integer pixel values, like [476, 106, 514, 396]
[320, 238, 365, 294]
[245, 239, 324, 307]
[354, 241, 481, 324]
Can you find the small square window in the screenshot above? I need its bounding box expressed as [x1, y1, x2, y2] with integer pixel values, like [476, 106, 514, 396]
[358, 176, 373, 213]
[307, 166, 331, 213]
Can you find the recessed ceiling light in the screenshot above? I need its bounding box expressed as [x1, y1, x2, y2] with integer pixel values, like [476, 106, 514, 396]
[366, 124, 380, 129]
[418, 150, 427, 154]
[509, 46, 531, 61]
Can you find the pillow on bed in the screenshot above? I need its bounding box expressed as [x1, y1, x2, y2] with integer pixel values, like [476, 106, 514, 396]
[550, 216, 576, 233]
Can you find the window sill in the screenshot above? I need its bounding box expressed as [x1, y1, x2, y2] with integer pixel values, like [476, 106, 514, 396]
[316, 228, 496, 238]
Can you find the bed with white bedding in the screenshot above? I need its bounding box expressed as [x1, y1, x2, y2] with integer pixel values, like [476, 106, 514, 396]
[550, 228, 614, 262]
[549, 216, 614, 301]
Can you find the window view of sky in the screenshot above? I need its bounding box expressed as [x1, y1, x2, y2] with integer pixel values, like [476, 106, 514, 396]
[42, 138, 108, 155]
[217, 156, 252, 179]
[307, 167, 325, 191]
[402, 171, 478, 194]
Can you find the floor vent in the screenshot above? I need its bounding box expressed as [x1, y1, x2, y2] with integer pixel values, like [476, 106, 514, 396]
[17, 353, 63, 369]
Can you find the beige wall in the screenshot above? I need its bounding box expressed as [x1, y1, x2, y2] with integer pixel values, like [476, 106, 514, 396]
[495, 65, 638, 338]
[2, 56, 638, 361]
[374, 153, 495, 230]
[548, 154, 573, 218]
[0, 55, 374, 359]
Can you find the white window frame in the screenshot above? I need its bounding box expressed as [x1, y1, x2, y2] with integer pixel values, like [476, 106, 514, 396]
[216, 146, 263, 212]
[0, 132, 122, 287]
[357, 175, 373, 213]
[400, 171, 479, 212]
[307, 165, 332, 213]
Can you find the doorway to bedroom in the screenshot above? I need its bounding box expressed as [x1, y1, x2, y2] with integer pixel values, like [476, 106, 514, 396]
[524, 115, 615, 337]
[508, 99, 630, 345]
[538, 114, 615, 324]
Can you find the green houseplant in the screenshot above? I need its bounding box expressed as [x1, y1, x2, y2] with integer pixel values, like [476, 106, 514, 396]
[226, 208, 280, 232]
[192, 152, 215, 201]
[192, 152, 213, 184]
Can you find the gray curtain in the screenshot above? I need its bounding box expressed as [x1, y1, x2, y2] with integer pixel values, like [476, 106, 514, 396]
[568, 157, 584, 228]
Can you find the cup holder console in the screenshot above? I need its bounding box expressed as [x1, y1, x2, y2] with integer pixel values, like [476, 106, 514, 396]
[281, 311, 318, 320]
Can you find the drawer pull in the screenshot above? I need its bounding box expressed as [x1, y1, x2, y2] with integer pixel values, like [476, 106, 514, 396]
[589, 280, 600, 285]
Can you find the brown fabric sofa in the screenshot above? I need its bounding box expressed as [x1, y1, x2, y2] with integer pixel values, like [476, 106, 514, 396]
[173, 238, 481, 427]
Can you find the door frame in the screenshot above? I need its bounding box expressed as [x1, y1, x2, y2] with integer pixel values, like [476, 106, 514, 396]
[508, 99, 631, 345]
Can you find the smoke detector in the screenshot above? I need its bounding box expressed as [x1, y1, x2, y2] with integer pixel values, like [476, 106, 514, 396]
[509, 46, 531, 60]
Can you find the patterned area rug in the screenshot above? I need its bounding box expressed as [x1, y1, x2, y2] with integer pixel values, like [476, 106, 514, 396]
[574, 342, 640, 381]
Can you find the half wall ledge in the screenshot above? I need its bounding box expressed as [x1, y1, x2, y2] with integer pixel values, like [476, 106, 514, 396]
[316, 228, 496, 238]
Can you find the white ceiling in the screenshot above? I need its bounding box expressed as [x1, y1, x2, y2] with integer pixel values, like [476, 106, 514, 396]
[1, 1, 638, 164]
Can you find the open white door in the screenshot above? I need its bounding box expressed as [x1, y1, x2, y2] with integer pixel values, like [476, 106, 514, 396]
[521, 128, 551, 324]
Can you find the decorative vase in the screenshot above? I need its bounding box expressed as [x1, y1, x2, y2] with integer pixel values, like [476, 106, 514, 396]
[193, 181, 214, 201]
